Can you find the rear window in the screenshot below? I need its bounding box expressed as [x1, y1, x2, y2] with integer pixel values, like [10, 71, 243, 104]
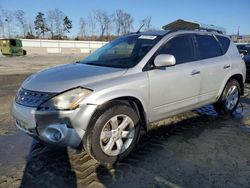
[195, 34, 222, 60]
[216, 35, 230, 54]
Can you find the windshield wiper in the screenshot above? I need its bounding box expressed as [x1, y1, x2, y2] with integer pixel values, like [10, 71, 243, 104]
[84, 62, 106, 66]
[84, 62, 125, 68]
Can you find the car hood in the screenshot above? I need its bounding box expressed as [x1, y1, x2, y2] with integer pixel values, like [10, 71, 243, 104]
[22, 63, 127, 93]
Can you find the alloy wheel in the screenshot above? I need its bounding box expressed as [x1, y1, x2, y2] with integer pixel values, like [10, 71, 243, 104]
[100, 114, 135, 156]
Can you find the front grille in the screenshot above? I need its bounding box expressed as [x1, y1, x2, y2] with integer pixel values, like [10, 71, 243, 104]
[15, 88, 56, 107]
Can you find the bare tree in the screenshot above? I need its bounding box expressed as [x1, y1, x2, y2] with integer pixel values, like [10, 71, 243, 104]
[113, 9, 123, 36]
[121, 12, 134, 35]
[25, 21, 35, 38]
[104, 14, 112, 37]
[54, 9, 64, 37]
[47, 10, 56, 38]
[94, 10, 106, 37]
[139, 17, 153, 31]
[2, 10, 13, 38]
[47, 8, 65, 39]
[15, 10, 28, 37]
[88, 11, 96, 37]
[113, 10, 134, 35]
[28, 21, 35, 35]
[0, 18, 3, 37]
[79, 17, 87, 38]
[0, 6, 4, 37]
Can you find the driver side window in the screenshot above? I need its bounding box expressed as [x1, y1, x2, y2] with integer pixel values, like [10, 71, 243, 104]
[158, 35, 196, 64]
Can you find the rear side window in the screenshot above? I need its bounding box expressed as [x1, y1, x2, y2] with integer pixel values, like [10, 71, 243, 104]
[195, 34, 222, 60]
[158, 35, 196, 64]
[216, 35, 230, 54]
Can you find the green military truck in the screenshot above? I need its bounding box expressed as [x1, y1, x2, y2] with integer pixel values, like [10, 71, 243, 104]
[0, 39, 26, 56]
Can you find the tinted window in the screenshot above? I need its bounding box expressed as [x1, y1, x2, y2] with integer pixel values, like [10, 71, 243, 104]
[158, 35, 196, 64]
[237, 44, 246, 51]
[10, 40, 16, 46]
[237, 44, 250, 55]
[196, 35, 222, 60]
[216, 35, 230, 54]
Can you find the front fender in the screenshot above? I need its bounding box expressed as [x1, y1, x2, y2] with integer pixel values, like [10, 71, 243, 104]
[83, 72, 150, 116]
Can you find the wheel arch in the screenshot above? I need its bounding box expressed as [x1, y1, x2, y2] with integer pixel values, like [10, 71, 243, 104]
[88, 96, 148, 132]
[216, 73, 244, 102]
[111, 96, 148, 132]
[228, 74, 244, 95]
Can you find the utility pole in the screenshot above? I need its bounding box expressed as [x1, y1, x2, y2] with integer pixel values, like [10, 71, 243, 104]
[237, 26, 240, 42]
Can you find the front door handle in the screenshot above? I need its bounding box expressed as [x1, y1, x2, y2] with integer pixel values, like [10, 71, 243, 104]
[191, 70, 200, 75]
[224, 64, 231, 69]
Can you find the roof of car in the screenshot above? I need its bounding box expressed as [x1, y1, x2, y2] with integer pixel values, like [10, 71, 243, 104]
[137, 29, 227, 38]
[137, 20, 227, 37]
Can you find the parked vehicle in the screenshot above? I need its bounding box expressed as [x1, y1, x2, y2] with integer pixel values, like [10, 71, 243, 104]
[0, 39, 26, 56]
[12, 20, 246, 164]
[243, 55, 250, 82]
[236, 43, 250, 56]
[236, 43, 250, 82]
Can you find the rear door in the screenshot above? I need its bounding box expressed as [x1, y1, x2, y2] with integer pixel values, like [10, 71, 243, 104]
[195, 34, 231, 104]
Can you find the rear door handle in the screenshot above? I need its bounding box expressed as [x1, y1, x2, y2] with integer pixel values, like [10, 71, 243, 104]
[191, 70, 200, 75]
[224, 64, 231, 69]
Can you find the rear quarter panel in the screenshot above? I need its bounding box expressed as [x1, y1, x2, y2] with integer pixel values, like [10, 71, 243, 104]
[216, 40, 246, 98]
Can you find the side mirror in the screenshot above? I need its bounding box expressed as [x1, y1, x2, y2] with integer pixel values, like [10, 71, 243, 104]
[154, 54, 176, 67]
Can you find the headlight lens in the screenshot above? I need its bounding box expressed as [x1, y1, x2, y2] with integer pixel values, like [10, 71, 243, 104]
[39, 87, 92, 110]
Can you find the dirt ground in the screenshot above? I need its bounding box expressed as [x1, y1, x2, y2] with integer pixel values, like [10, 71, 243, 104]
[1, 55, 250, 188]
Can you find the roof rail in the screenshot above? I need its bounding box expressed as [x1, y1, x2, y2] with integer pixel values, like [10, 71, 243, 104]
[162, 19, 226, 34]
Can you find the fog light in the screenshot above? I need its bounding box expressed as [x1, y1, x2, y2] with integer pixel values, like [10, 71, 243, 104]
[53, 130, 62, 141]
[46, 128, 63, 142]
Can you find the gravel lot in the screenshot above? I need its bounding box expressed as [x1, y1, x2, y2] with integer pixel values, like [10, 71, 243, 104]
[0, 55, 250, 188]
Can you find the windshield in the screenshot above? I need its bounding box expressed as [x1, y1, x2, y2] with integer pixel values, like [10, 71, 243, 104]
[81, 34, 161, 68]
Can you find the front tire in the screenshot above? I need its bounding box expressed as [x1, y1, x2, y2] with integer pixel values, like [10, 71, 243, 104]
[214, 79, 241, 115]
[83, 102, 140, 164]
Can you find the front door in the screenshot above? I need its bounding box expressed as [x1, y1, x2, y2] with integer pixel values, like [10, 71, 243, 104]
[148, 34, 201, 122]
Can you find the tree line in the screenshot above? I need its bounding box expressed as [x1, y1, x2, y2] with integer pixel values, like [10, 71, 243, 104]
[0, 6, 154, 41]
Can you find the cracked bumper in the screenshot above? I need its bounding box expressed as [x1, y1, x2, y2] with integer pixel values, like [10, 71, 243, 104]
[11, 100, 97, 148]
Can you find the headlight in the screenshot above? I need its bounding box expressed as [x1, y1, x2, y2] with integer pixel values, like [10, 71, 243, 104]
[39, 87, 92, 110]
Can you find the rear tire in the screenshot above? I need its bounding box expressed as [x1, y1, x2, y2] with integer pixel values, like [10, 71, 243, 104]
[214, 79, 241, 115]
[83, 101, 140, 164]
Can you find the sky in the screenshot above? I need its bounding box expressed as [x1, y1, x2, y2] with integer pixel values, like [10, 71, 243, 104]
[0, 0, 250, 36]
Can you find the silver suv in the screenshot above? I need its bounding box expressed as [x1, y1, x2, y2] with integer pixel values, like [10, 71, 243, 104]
[12, 28, 246, 164]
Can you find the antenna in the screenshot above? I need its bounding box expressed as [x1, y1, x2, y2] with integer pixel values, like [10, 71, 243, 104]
[136, 24, 145, 34]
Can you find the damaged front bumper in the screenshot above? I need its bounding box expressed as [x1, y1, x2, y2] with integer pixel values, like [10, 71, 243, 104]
[11, 100, 97, 148]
